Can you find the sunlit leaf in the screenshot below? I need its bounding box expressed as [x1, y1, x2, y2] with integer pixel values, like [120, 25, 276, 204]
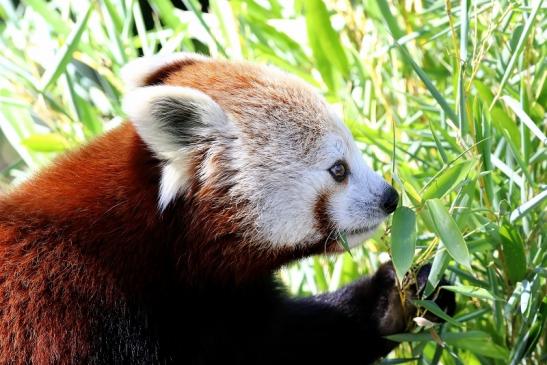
[303, 0, 349, 92]
[391, 206, 416, 282]
[441, 285, 499, 301]
[39, 4, 93, 91]
[426, 199, 471, 269]
[422, 159, 476, 201]
[21, 133, 69, 152]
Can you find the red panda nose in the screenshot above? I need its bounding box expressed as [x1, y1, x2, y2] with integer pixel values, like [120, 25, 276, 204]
[381, 187, 399, 214]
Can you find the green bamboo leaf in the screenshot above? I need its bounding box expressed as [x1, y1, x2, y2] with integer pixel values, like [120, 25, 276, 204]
[500, 128, 535, 186]
[492, 0, 544, 106]
[428, 120, 449, 164]
[102, 0, 123, 33]
[424, 246, 450, 297]
[312, 257, 328, 292]
[39, 4, 93, 91]
[150, 0, 181, 31]
[509, 189, 547, 223]
[454, 308, 490, 323]
[474, 80, 520, 147]
[181, 0, 228, 57]
[499, 225, 527, 283]
[422, 159, 476, 200]
[502, 95, 547, 144]
[65, 71, 103, 136]
[21, 133, 69, 152]
[447, 335, 509, 360]
[338, 232, 352, 256]
[394, 43, 459, 125]
[487, 265, 505, 340]
[210, 0, 242, 58]
[303, 0, 349, 92]
[426, 199, 471, 269]
[391, 206, 416, 282]
[375, 0, 405, 39]
[385, 332, 433, 342]
[387, 329, 492, 343]
[413, 299, 462, 327]
[441, 285, 500, 301]
[510, 307, 545, 364]
[100, 2, 126, 64]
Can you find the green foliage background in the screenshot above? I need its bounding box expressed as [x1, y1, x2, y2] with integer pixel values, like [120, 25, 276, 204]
[0, 0, 545, 363]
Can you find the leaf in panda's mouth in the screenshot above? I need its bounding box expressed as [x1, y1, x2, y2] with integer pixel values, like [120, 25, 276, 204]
[337, 232, 352, 255]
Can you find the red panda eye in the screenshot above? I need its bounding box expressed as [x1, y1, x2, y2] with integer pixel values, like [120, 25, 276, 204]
[328, 161, 348, 182]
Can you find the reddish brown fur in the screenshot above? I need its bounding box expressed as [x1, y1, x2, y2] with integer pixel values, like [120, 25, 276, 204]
[0, 124, 163, 363]
[144, 59, 197, 86]
[313, 191, 339, 252]
[0, 57, 341, 364]
[0, 122, 328, 364]
[157, 61, 312, 120]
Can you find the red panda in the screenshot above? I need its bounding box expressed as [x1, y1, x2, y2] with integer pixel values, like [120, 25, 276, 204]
[0, 53, 454, 364]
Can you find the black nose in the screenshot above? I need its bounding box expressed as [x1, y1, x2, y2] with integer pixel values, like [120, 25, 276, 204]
[381, 187, 399, 214]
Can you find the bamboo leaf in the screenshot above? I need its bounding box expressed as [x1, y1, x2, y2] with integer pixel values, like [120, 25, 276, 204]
[492, 0, 544, 106]
[502, 95, 546, 144]
[509, 189, 547, 223]
[448, 335, 509, 360]
[39, 4, 93, 91]
[338, 232, 352, 255]
[210, 0, 242, 59]
[394, 43, 459, 125]
[422, 159, 476, 201]
[474, 80, 521, 148]
[441, 285, 500, 301]
[181, 0, 228, 57]
[150, 0, 181, 31]
[424, 246, 450, 297]
[391, 206, 416, 282]
[21, 133, 69, 152]
[413, 299, 462, 327]
[303, 0, 349, 92]
[499, 225, 527, 283]
[426, 199, 471, 269]
[387, 329, 494, 343]
[375, 0, 405, 39]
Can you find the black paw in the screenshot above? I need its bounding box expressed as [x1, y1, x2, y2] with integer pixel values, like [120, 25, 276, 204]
[371, 262, 408, 335]
[413, 264, 456, 322]
[372, 262, 456, 335]
[373, 261, 398, 288]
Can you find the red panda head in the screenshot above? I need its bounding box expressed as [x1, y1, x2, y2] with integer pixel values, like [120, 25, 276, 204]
[122, 53, 398, 255]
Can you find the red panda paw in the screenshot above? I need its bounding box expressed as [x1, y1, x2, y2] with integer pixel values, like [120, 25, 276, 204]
[372, 262, 456, 336]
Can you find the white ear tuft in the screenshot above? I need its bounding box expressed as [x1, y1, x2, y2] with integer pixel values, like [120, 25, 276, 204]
[158, 161, 190, 211]
[120, 52, 209, 91]
[123, 85, 226, 160]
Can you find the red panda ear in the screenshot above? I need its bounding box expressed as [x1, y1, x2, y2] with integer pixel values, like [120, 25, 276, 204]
[121, 53, 209, 91]
[123, 85, 229, 210]
[123, 85, 228, 160]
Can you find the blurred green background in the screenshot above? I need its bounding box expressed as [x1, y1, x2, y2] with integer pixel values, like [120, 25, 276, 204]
[0, 0, 545, 364]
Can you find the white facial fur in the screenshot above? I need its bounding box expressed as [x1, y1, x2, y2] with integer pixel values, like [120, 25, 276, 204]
[323, 117, 391, 248]
[122, 54, 393, 250]
[237, 112, 391, 249]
